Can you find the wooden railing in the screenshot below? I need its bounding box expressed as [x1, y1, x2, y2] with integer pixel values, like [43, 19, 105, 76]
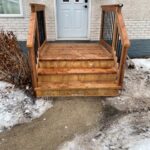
[100, 4, 130, 87]
[27, 3, 46, 89]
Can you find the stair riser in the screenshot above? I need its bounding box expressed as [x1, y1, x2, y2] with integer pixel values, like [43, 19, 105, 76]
[39, 60, 114, 68]
[38, 74, 117, 83]
[36, 89, 119, 97]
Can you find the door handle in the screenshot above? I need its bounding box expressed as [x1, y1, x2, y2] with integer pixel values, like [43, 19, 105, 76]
[84, 5, 88, 8]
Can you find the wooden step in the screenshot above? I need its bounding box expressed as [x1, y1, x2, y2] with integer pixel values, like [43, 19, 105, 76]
[35, 82, 120, 97]
[36, 43, 119, 97]
[37, 68, 117, 74]
[37, 68, 117, 83]
[39, 43, 114, 68]
[39, 59, 115, 68]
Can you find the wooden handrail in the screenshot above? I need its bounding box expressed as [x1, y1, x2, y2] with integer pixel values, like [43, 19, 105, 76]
[101, 4, 130, 48]
[30, 3, 45, 12]
[116, 8, 130, 48]
[101, 4, 120, 12]
[101, 4, 123, 9]
[101, 4, 130, 87]
[27, 13, 36, 48]
[27, 3, 46, 90]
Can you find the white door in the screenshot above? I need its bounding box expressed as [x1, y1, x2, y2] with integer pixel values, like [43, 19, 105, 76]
[57, 0, 89, 39]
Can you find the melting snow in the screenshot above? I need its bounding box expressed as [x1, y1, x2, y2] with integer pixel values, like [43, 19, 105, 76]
[58, 59, 150, 150]
[129, 139, 150, 150]
[0, 81, 53, 132]
[132, 58, 150, 71]
[58, 112, 150, 150]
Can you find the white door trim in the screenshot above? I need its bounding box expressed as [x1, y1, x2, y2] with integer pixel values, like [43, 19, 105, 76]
[54, 0, 91, 40]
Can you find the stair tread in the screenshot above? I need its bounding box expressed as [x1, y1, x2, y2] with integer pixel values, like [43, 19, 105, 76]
[39, 57, 113, 61]
[37, 67, 117, 75]
[35, 82, 120, 90]
[39, 59, 115, 69]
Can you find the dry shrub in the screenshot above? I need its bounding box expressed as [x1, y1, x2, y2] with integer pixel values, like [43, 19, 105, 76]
[0, 31, 31, 86]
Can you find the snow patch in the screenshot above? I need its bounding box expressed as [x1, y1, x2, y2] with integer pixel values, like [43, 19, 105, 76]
[129, 139, 150, 150]
[58, 112, 150, 150]
[0, 81, 53, 133]
[132, 58, 150, 71]
[0, 81, 12, 89]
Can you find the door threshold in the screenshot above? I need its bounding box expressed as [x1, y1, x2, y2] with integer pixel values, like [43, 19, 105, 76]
[48, 40, 99, 43]
[57, 38, 90, 41]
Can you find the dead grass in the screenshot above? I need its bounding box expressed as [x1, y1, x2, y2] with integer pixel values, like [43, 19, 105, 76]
[0, 31, 31, 87]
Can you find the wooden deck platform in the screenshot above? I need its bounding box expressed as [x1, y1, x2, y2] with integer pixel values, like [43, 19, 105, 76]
[39, 43, 113, 60]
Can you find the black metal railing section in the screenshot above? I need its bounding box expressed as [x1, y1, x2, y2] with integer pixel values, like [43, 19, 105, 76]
[115, 27, 122, 63]
[102, 11, 115, 46]
[34, 30, 38, 64]
[37, 10, 46, 46]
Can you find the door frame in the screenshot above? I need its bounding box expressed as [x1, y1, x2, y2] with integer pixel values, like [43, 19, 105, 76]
[54, 0, 91, 40]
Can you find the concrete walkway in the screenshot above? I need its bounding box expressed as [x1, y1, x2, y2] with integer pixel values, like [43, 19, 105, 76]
[0, 97, 102, 150]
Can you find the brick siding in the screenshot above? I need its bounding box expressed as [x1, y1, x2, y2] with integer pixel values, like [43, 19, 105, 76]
[0, 0, 150, 41]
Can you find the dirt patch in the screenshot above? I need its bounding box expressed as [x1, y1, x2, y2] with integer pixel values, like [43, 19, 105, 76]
[58, 68, 150, 150]
[104, 69, 150, 113]
[0, 65, 150, 150]
[0, 97, 103, 150]
[58, 110, 150, 150]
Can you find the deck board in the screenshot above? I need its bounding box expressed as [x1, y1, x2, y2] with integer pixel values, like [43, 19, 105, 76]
[37, 67, 117, 75]
[36, 82, 120, 90]
[39, 42, 113, 60]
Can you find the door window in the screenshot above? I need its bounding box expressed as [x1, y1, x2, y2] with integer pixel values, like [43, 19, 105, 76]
[63, 0, 69, 3]
[74, 0, 83, 3]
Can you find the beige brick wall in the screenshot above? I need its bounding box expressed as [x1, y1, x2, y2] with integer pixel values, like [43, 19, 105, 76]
[118, 0, 150, 39]
[90, 0, 117, 40]
[0, 0, 149, 41]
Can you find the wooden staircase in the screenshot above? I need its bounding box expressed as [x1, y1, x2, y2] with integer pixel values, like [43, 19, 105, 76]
[36, 43, 120, 96]
[27, 4, 130, 97]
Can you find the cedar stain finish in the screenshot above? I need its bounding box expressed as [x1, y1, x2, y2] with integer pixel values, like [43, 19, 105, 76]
[40, 43, 112, 60]
[27, 4, 130, 97]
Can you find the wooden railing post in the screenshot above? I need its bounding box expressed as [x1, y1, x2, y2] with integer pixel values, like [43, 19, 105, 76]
[118, 46, 128, 86]
[116, 5, 130, 87]
[27, 12, 37, 89]
[28, 47, 38, 88]
[27, 3, 46, 91]
[100, 4, 130, 88]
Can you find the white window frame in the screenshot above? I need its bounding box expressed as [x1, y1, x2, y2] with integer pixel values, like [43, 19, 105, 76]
[0, 0, 23, 17]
